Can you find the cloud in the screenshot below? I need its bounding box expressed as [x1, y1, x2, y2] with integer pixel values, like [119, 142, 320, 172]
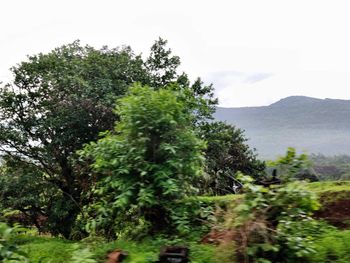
[205, 71, 273, 86]
[244, 73, 273, 84]
[207, 70, 350, 108]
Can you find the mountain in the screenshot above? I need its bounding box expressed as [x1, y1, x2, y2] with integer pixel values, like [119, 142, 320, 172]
[214, 96, 350, 159]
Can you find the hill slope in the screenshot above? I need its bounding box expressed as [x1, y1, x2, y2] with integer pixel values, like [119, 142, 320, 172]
[214, 96, 350, 159]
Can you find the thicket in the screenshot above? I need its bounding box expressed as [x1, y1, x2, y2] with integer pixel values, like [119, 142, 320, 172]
[229, 175, 322, 263]
[80, 84, 206, 238]
[0, 223, 28, 262]
[0, 39, 264, 240]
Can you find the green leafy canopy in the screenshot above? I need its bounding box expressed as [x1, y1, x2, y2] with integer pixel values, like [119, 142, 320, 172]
[80, 84, 206, 238]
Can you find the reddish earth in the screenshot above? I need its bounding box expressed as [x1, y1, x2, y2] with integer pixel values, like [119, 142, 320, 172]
[106, 250, 128, 263]
[201, 229, 236, 244]
[315, 199, 350, 228]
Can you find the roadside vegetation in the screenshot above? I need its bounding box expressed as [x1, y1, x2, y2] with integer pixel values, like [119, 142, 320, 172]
[0, 39, 349, 262]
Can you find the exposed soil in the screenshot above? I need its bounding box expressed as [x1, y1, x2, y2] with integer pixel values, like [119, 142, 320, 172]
[106, 250, 128, 263]
[201, 229, 236, 245]
[315, 199, 350, 228]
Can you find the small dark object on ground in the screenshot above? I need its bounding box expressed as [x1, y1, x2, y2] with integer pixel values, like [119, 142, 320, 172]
[256, 169, 281, 187]
[107, 249, 128, 263]
[157, 246, 189, 263]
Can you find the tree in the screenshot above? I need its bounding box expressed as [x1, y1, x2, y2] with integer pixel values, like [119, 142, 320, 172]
[0, 157, 57, 232]
[0, 37, 262, 237]
[269, 148, 318, 182]
[80, 84, 205, 238]
[146, 38, 181, 87]
[0, 39, 183, 238]
[199, 121, 265, 195]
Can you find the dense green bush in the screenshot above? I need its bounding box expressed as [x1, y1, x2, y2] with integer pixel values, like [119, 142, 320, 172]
[0, 38, 215, 239]
[0, 222, 28, 262]
[227, 174, 321, 263]
[80, 84, 206, 238]
[308, 229, 350, 263]
[199, 121, 265, 195]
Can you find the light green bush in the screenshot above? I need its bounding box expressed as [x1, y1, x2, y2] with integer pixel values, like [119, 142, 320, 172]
[308, 229, 350, 263]
[0, 222, 28, 262]
[226, 175, 322, 262]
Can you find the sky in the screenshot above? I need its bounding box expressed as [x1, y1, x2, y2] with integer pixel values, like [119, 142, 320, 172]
[1, 0, 350, 107]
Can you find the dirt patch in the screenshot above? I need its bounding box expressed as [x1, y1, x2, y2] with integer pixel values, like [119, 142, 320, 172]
[201, 229, 236, 245]
[315, 199, 350, 228]
[106, 250, 128, 263]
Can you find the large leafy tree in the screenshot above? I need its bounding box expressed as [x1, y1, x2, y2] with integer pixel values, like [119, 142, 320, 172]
[80, 84, 205, 237]
[0, 37, 263, 237]
[0, 39, 184, 238]
[0, 157, 58, 232]
[199, 121, 265, 195]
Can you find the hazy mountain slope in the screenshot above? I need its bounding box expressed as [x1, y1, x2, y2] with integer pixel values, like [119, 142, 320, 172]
[214, 96, 350, 159]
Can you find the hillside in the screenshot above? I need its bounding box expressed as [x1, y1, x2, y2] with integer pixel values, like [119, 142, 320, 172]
[214, 96, 350, 159]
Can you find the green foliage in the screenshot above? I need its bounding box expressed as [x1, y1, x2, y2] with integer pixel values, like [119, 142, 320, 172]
[306, 180, 350, 194]
[0, 222, 28, 262]
[80, 84, 206, 238]
[199, 121, 265, 195]
[70, 244, 97, 263]
[19, 235, 216, 263]
[0, 38, 217, 238]
[92, 238, 216, 263]
[146, 38, 181, 88]
[170, 199, 217, 237]
[0, 41, 150, 238]
[0, 159, 58, 232]
[228, 174, 321, 263]
[308, 229, 350, 263]
[215, 242, 237, 263]
[19, 236, 74, 263]
[268, 147, 318, 182]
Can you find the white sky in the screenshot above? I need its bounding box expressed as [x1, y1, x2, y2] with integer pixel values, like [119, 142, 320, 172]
[1, 0, 350, 107]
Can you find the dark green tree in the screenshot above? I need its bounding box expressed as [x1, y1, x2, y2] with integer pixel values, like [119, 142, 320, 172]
[0, 37, 263, 238]
[146, 38, 180, 87]
[80, 84, 205, 238]
[199, 121, 265, 195]
[0, 157, 56, 231]
[0, 39, 183, 238]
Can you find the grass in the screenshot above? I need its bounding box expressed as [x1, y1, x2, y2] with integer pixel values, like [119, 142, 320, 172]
[18, 236, 217, 263]
[308, 229, 350, 263]
[306, 181, 350, 204]
[190, 181, 350, 206]
[306, 181, 350, 193]
[19, 236, 74, 263]
[16, 181, 350, 262]
[92, 240, 216, 263]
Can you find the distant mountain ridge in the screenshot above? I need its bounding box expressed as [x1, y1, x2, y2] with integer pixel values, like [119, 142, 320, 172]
[214, 96, 350, 159]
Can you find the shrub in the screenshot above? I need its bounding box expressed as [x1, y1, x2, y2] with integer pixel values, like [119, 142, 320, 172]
[0, 222, 28, 262]
[227, 174, 322, 263]
[80, 84, 205, 238]
[199, 121, 265, 195]
[308, 229, 350, 263]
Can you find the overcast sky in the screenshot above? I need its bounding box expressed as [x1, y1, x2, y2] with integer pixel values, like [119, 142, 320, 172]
[1, 0, 350, 107]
